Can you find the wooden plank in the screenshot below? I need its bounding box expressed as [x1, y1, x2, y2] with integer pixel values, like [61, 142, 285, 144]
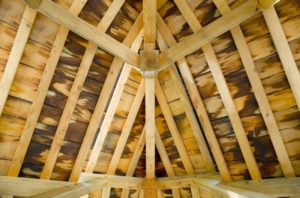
[263, 6, 300, 111]
[155, 129, 180, 198]
[212, 0, 295, 178]
[155, 79, 194, 173]
[157, 0, 258, 70]
[145, 77, 156, 180]
[0, 6, 37, 116]
[156, 14, 232, 182]
[39, 0, 126, 180]
[69, 14, 143, 182]
[85, 31, 143, 173]
[257, 0, 280, 9]
[25, 0, 140, 69]
[7, 0, 88, 177]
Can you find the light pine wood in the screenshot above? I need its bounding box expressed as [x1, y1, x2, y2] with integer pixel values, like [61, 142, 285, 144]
[85, 31, 144, 173]
[69, 15, 143, 182]
[121, 128, 146, 198]
[155, 129, 180, 198]
[7, 0, 88, 177]
[0, 6, 37, 116]
[40, 0, 126, 180]
[143, 0, 157, 46]
[25, 0, 140, 69]
[107, 80, 145, 174]
[156, 14, 231, 181]
[263, 6, 300, 111]
[155, 79, 194, 173]
[173, 0, 261, 180]
[157, 0, 258, 70]
[257, 0, 280, 9]
[212, 0, 295, 178]
[0, 176, 76, 197]
[102, 79, 145, 197]
[145, 77, 156, 180]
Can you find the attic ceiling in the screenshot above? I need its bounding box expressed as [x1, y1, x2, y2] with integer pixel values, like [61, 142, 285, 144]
[0, 0, 300, 197]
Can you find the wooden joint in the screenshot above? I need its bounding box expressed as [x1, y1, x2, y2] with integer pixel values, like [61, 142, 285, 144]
[140, 50, 160, 76]
[24, 0, 42, 9]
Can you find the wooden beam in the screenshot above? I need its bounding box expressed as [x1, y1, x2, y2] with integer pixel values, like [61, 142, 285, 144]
[155, 79, 194, 173]
[156, 174, 219, 189]
[193, 178, 271, 198]
[0, 6, 36, 116]
[145, 77, 156, 180]
[102, 79, 145, 197]
[39, 0, 126, 180]
[257, 0, 280, 9]
[263, 6, 300, 111]
[24, 0, 140, 69]
[107, 80, 145, 174]
[0, 176, 76, 197]
[156, 33, 214, 172]
[157, 0, 258, 71]
[173, 0, 261, 180]
[143, 179, 158, 198]
[155, 80, 201, 197]
[212, 0, 295, 178]
[143, 0, 157, 47]
[228, 177, 300, 197]
[85, 31, 143, 173]
[7, 0, 87, 177]
[80, 174, 144, 189]
[69, 14, 143, 182]
[155, 129, 181, 198]
[121, 128, 145, 198]
[156, 14, 231, 182]
[31, 179, 107, 198]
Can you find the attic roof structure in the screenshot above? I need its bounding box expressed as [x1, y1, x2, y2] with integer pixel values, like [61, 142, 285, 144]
[0, 0, 300, 197]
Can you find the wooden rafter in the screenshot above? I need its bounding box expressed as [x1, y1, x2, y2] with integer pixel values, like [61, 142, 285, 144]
[155, 72, 202, 198]
[263, 6, 300, 111]
[156, 14, 232, 182]
[173, 0, 261, 180]
[24, 0, 140, 69]
[157, 0, 258, 70]
[39, 0, 126, 180]
[212, 0, 295, 178]
[121, 128, 146, 198]
[69, 14, 143, 182]
[102, 79, 145, 197]
[0, 6, 36, 117]
[156, 33, 214, 172]
[7, 0, 88, 177]
[85, 30, 143, 173]
[155, 128, 180, 198]
[155, 79, 194, 173]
